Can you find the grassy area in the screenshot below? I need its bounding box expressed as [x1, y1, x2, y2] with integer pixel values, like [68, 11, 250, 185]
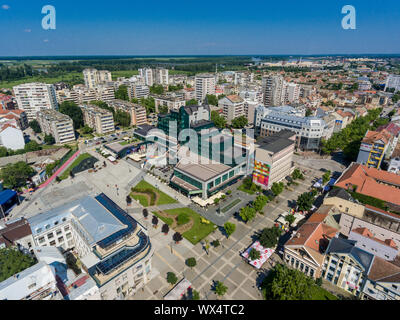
[163, 208, 216, 244]
[238, 184, 256, 195]
[111, 70, 139, 80]
[133, 194, 149, 207]
[152, 211, 174, 226]
[59, 153, 92, 180]
[221, 199, 242, 213]
[131, 180, 177, 206]
[0, 72, 83, 89]
[309, 285, 338, 300]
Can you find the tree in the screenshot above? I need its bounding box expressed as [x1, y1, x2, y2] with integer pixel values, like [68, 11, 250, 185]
[214, 281, 228, 297]
[0, 248, 36, 282]
[211, 239, 220, 247]
[211, 110, 227, 129]
[152, 215, 159, 227]
[177, 213, 190, 225]
[29, 120, 42, 134]
[143, 208, 149, 219]
[114, 110, 131, 127]
[305, 109, 313, 117]
[186, 99, 198, 106]
[285, 214, 296, 226]
[69, 170, 75, 179]
[271, 182, 284, 196]
[315, 277, 323, 287]
[173, 232, 183, 243]
[253, 195, 268, 212]
[159, 105, 169, 114]
[231, 115, 248, 129]
[186, 257, 197, 269]
[291, 168, 304, 180]
[81, 125, 93, 135]
[0, 146, 7, 158]
[162, 223, 169, 234]
[206, 94, 218, 106]
[259, 227, 281, 248]
[322, 170, 331, 184]
[191, 289, 200, 300]
[0, 161, 35, 188]
[150, 84, 164, 95]
[261, 264, 315, 300]
[115, 85, 129, 101]
[24, 141, 42, 152]
[249, 248, 261, 261]
[224, 222, 236, 238]
[239, 206, 256, 222]
[297, 192, 315, 212]
[167, 272, 178, 285]
[59, 101, 84, 129]
[44, 134, 55, 145]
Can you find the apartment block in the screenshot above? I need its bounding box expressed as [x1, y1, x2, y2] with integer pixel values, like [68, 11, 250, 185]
[219, 95, 245, 124]
[128, 84, 150, 100]
[13, 82, 58, 121]
[154, 94, 185, 112]
[195, 74, 216, 103]
[356, 130, 392, 168]
[154, 68, 169, 85]
[83, 69, 112, 89]
[138, 68, 154, 87]
[37, 109, 76, 144]
[108, 99, 147, 126]
[80, 104, 115, 134]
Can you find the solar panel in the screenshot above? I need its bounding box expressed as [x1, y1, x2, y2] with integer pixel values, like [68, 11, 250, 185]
[95, 194, 137, 249]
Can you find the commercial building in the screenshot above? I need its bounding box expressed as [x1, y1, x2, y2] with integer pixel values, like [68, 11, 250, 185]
[83, 69, 112, 89]
[107, 99, 147, 127]
[356, 130, 392, 168]
[255, 105, 324, 150]
[195, 74, 216, 103]
[252, 130, 295, 189]
[27, 194, 154, 300]
[37, 110, 76, 144]
[219, 95, 245, 124]
[284, 212, 339, 279]
[80, 104, 115, 134]
[13, 83, 58, 121]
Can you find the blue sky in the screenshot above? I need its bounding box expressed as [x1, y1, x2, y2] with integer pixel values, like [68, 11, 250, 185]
[1, 0, 400, 56]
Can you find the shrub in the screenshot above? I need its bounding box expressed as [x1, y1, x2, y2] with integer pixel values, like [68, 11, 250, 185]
[249, 248, 261, 260]
[186, 257, 197, 268]
[177, 213, 190, 225]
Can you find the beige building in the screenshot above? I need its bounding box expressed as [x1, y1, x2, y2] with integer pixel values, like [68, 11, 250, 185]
[37, 109, 76, 144]
[219, 95, 245, 124]
[154, 95, 185, 112]
[195, 74, 216, 103]
[13, 82, 58, 121]
[128, 84, 150, 100]
[80, 104, 115, 134]
[83, 69, 112, 88]
[108, 99, 147, 127]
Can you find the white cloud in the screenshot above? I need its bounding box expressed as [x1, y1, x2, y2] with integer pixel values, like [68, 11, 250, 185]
[43, 39, 49, 42]
[1, 4, 10, 10]
[24, 29, 32, 33]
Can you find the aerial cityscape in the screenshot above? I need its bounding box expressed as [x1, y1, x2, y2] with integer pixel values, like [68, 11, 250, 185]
[0, 0, 400, 306]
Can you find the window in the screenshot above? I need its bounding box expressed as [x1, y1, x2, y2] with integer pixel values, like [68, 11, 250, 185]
[45, 224, 50, 230]
[64, 226, 70, 232]
[62, 218, 67, 222]
[66, 233, 72, 239]
[58, 237, 64, 243]
[56, 229, 62, 235]
[38, 237, 45, 244]
[47, 233, 54, 239]
[49, 240, 56, 246]
[310, 269, 315, 277]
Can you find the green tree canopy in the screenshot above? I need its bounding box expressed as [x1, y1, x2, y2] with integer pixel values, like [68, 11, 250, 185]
[186, 99, 198, 106]
[239, 206, 257, 222]
[1, 161, 35, 188]
[259, 227, 281, 248]
[262, 264, 314, 300]
[81, 125, 93, 135]
[186, 257, 197, 269]
[249, 248, 261, 260]
[150, 84, 164, 95]
[211, 110, 227, 129]
[215, 281, 228, 297]
[44, 134, 55, 145]
[114, 110, 131, 127]
[271, 182, 285, 196]
[206, 94, 218, 106]
[59, 101, 84, 129]
[231, 115, 248, 129]
[29, 120, 42, 134]
[0, 248, 36, 282]
[285, 214, 296, 226]
[167, 272, 178, 285]
[297, 192, 315, 212]
[224, 222, 236, 238]
[115, 85, 129, 101]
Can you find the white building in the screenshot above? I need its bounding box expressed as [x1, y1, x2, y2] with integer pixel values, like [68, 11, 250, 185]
[195, 74, 216, 103]
[128, 84, 150, 100]
[13, 83, 58, 121]
[0, 121, 25, 150]
[154, 68, 169, 86]
[385, 74, 400, 92]
[83, 69, 112, 89]
[219, 95, 245, 124]
[138, 68, 154, 87]
[36, 109, 76, 144]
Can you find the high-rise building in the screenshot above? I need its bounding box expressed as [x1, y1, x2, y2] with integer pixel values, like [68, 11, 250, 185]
[36, 109, 76, 144]
[138, 68, 154, 87]
[128, 84, 150, 100]
[385, 74, 400, 92]
[108, 99, 147, 126]
[13, 82, 58, 121]
[195, 74, 216, 103]
[262, 75, 284, 106]
[83, 69, 112, 89]
[154, 68, 169, 85]
[219, 95, 245, 124]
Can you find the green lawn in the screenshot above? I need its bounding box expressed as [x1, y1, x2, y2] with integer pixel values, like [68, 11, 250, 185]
[310, 285, 338, 300]
[163, 208, 216, 244]
[111, 70, 139, 80]
[0, 72, 83, 89]
[152, 212, 174, 226]
[238, 184, 256, 195]
[131, 180, 177, 206]
[132, 194, 149, 207]
[59, 153, 92, 180]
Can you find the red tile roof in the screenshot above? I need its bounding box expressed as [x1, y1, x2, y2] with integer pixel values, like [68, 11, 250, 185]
[362, 130, 391, 145]
[335, 163, 400, 206]
[368, 256, 400, 282]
